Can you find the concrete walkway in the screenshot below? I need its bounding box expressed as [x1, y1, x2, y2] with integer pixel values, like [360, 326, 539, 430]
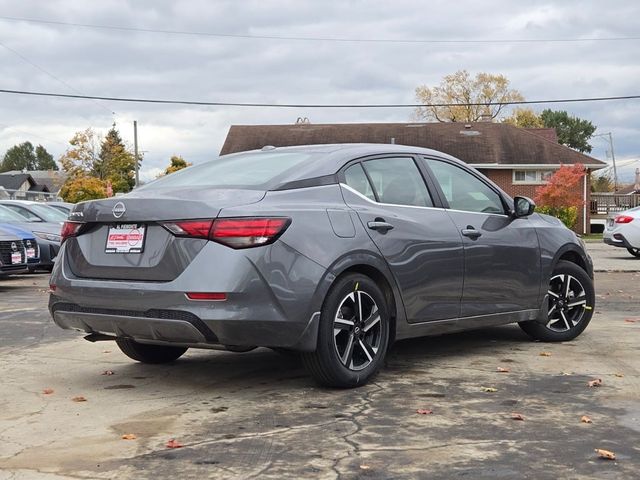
[585, 241, 640, 272]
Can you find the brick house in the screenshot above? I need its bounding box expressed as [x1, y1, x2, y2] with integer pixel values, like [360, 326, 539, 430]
[220, 122, 607, 233]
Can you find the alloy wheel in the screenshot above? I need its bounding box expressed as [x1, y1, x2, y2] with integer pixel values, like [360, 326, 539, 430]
[546, 274, 587, 332]
[333, 290, 382, 371]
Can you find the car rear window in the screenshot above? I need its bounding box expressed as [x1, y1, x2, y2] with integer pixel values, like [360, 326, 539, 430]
[140, 151, 317, 190]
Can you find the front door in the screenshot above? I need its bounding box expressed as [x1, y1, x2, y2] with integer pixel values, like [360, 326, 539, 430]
[341, 156, 464, 322]
[422, 158, 541, 317]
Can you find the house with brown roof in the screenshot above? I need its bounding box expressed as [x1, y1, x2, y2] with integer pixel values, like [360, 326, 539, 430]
[221, 122, 607, 233]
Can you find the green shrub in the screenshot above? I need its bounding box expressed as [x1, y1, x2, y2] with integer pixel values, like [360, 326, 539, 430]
[536, 205, 578, 230]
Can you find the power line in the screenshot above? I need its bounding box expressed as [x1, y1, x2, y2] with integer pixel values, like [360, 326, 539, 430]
[1, 15, 639, 45]
[0, 88, 639, 108]
[0, 41, 116, 118]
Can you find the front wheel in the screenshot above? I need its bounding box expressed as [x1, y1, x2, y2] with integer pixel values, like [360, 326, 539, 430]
[627, 247, 640, 258]
[116, 338, 187, 364]
[302, 274, 390, 388]
[519, 260, 595, 342]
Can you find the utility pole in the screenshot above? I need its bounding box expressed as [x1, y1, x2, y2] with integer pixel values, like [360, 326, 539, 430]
[133, 120, 139, 188]
[608, 132, 618, 191]
[594, 132, 618, 191]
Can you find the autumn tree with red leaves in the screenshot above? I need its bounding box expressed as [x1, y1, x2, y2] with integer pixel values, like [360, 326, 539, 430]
[534, 163, 586, 229]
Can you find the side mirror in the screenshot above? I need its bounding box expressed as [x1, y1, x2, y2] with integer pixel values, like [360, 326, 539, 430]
[513, 196, 535, 218]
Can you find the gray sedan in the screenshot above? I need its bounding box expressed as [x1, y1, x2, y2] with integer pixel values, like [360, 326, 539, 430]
[49, 144, 595, 387]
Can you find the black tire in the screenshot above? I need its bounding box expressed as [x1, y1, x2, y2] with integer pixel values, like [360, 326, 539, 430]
[519, 260, 595, 342]
[302, 273, 390, 388]
[627, 247, 640, 258]
[115, 338, 187, 364]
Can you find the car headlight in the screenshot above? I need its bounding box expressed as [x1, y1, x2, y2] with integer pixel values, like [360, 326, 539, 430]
[33, 231, 62, 243]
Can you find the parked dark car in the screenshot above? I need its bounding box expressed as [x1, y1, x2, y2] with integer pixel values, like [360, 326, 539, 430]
[0, 223, 39, 269]
[0, 226, 29, 276]
[0, 205, 60, 271]
[49, 144, 595, 387]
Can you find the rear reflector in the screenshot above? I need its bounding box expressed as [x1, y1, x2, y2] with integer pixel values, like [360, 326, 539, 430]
[185, 292, 227, 301]
[61, 221, 84, 244]
[615, 215, 634, 224]
[161, 217, 290, 249]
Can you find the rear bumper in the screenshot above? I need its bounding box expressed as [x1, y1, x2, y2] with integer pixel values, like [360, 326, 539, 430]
[48, 240, 327, 351]
[50, 299, 320, 350]
[603, 233, 633, 249]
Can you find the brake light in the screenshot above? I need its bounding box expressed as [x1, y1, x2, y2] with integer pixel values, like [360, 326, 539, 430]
[615, 215, 634, 224]
[162, 220, 214, 238]
[210, 217, 290, 248]
[61, 221, 84, 244]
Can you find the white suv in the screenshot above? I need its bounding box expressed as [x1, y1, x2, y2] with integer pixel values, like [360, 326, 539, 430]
[603, 206, 640, 257]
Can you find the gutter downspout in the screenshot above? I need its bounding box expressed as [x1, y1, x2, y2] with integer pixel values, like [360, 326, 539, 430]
[583, 172, 588, 234]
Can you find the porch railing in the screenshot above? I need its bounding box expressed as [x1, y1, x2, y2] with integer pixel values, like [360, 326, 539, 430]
[590, 193, 640, 217]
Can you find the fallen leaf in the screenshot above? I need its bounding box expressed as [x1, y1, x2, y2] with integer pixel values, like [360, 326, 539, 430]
[72, 396, 87, 402]
[416, 409, 433, 415]
[614, 373, 625, 378]
[166, 439, 183, 449]
[102, 350, 111, 354]
[581, 415, 592, 424]
[497, 367, 510, 373]
[42, 388, 54, 395]
[539, 352, 552, 357]
[359, 465, 371, 470]
[122, 433, 137, 440]
[624, 319, 637, 323]
[511, 413, 525, 421]
[481, 387, 498, 393]
[101, 370, 115, 376]
[587, 378, 602, 388]
[594, 448, 616, 460]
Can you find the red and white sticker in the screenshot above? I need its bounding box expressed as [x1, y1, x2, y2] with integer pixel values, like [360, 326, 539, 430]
[105, 224, 146, 254]
[11, 251, 22, 264]
[26, 248, 36, 258]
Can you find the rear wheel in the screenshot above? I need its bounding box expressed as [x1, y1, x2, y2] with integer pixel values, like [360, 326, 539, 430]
[627, 247, 640, 258]
[302, 274, 390, 388]
[519, 260, 595, 342]
[115, 338, 187, 364]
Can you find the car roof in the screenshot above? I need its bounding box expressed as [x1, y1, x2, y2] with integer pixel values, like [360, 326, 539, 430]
[223, 143, 465, 184]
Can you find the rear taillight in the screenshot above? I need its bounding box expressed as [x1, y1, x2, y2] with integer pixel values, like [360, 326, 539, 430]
[162, 220, 214, 238]
[615, 215, 634, 224]
[161, 217, 290, 249]
[61, 221, 84, 244]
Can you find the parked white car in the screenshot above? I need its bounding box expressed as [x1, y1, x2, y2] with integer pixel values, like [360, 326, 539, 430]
[603, 206, 640, 257]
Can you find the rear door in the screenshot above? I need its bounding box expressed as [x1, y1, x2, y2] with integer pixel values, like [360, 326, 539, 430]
[421, 157, 541, 317]
[340, 156, 464, 322]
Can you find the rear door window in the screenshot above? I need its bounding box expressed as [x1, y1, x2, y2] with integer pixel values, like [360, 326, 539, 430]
[344, 163, 376, 201]
[361, 158, 433, 207]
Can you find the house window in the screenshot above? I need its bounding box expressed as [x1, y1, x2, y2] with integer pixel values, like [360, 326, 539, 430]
[513, 170, 554, 184]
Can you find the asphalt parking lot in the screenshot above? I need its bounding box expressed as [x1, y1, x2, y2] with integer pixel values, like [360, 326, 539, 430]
[1, 244, 639, 479]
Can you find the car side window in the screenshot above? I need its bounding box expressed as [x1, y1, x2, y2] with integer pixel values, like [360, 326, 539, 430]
[426, 159, 505, 214]
[344, 163, 376, 201]
[361, 158, 433, 207]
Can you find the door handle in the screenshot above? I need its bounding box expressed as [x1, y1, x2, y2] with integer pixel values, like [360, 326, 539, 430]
[461, 226, 482, 239]
[367, 219, 394, 233]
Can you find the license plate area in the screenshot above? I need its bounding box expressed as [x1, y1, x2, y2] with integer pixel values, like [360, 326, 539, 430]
[105, 224, 146, 254]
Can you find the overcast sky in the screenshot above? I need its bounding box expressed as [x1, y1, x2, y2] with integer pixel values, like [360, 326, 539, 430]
[1, 0, 639, 182]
